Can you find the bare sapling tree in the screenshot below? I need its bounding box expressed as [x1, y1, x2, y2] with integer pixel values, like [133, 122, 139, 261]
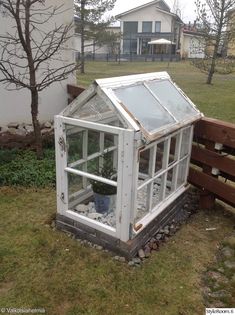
[0, 0, 77, 158]
[195, 0, 235, 84]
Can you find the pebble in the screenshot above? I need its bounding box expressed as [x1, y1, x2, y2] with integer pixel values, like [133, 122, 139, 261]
[87, 212, 103, 220]
[208, 290, 231, 299]
[221, 247, 234, 259]
[138, 249, 145, 259]
[15, 128, 27, 136]
[155, 234, 162, 240]
[114, 256, 125, 262]
[75, 204, 88, 213]
[8, 122, 19, 128]
[231, 274, 235, 284]
[152, 242, 158, 250]
[0, 126, 8, 134]
[132, 257, 141, 264]
[224, 260, 235, 270]
[25, 125, 34, 133]
[144, 246, 151, 258]
[44, 121, 52, 128]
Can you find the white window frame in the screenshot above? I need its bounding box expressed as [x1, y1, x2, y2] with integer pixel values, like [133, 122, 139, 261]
[55, 115, 136, 242]
[132, 126, 194, 234]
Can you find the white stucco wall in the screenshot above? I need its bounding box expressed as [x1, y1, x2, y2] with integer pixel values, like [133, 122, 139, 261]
[118, 4, 173, 34]
[0, 0, 75, 126]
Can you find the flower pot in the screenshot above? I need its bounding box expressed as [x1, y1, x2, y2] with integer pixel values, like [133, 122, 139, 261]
[93, 193, 116, 214]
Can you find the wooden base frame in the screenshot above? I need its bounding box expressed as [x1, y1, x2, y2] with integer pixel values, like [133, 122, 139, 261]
[56, 189, 189, 260]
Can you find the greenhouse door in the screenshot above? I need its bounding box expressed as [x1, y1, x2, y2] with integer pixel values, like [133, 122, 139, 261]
[55, 115, 135, 242]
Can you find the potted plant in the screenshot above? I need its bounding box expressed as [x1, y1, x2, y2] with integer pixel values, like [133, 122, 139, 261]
[90, 156, 117, 214]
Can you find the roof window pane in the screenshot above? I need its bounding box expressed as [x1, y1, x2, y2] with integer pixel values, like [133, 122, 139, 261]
[147, 80, 197, 121]
[72, 94, 113, 122]
[114, 84, 174, 132]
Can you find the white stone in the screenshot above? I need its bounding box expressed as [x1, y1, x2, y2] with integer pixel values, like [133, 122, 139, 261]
[41, 128, 51, 135]
[0, 126, 8, 134]
[15, 128, 27, 136]
[25, 125, 34, 133]
[87, 212, 103, 220]
[8, 128, 17, 134]
[138, 249, 145, 259]
[88, 202, 95, 212]
[8, 122, 19, 128]
[75, 204, 88, 213]
[44, 121, 52, 128]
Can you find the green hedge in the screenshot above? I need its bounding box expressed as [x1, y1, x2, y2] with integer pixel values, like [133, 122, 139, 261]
[0, 149, 56, 187]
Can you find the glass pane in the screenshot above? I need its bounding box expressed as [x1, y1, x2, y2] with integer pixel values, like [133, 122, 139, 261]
[165, 167, 177, 198]
[123, 21, 138, 36]
[87, 157, 99, 174]
[88, 130, 100, 156]
[139, 149, 151, 179]
[147, 80, 198, 121]
[72, 94, 113, 122]
[155, 141, 165, 173]
[180, 127, 191, 158]
[114, 84, 174, 132]
[68, 173, 117, 228]
[66, 125, 83, 165]
[68, 173, 84, 205]
[104, 133, 116, 149]
[136, 183, 149, 222]
[155, 21, 161, 32]
[177, 158, 188, 188]
[152, 175, 164, 209]
[142, 21, 152, 33]
[168, 134, 179, 165]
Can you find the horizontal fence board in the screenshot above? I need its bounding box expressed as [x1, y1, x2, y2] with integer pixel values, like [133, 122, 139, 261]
[188, 168, 235, 208]
[191, 144, 235, 177]
[194, 117, 235, 149]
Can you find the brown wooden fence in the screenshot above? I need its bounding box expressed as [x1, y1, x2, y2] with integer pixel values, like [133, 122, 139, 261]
[189, 117, 235, 209]
[67, 84, 85, 104]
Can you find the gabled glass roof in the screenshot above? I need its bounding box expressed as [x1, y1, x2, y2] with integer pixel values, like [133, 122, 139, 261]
[62, 72, 203, 140]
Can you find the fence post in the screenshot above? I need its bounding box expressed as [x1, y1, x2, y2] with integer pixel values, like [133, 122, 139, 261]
[199, 140, 216, 209]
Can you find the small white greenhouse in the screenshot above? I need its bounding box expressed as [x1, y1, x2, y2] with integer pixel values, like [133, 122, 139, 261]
[55, 72, 203, 257]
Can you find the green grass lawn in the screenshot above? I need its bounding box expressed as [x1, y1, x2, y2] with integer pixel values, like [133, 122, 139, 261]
[1, 61, 235, 314]
[77, 61, 235, 123]
[0, 187, 235, 315]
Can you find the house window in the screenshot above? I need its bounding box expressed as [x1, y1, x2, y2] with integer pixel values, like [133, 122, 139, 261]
[123, 39, 137, 54]
[141, 38, 151, 54]
[155, 21, 161, 32]
[123, 21, 138, 36]
[142, 21, 152, 33]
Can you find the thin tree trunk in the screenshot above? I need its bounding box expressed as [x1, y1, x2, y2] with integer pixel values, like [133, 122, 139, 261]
[31, 89, 43, 159]
[207, 39, 220, 84]
[207, 52, 216, 84]
[80, 0, 85, 74]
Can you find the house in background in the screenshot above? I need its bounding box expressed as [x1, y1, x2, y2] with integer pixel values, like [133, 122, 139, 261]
[115, 0, 183, 55]
[180, 23, 206, 59]
[0, 0, 75, 126]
